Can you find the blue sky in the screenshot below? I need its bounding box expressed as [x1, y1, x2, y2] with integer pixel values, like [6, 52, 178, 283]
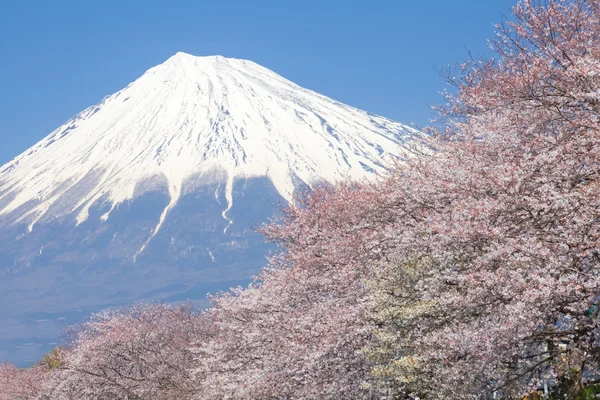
[0, 0, 512, 165]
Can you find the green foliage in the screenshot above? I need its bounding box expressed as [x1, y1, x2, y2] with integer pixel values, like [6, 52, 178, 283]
[40, 347, 65, 370]
[577, 385, 600, 400]
[362, 253, 442, 396]
[546, 384, 600, 400]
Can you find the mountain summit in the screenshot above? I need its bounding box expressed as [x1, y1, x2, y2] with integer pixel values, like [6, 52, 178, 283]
[0, 53, 422, 366]
[0, 52, 420, 241]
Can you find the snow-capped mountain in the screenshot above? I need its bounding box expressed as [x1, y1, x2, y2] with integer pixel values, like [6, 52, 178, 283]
[0, 52, 419, 238]
[0, 52, 422, 366]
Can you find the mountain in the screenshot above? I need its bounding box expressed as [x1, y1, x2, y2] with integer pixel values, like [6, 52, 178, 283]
[0, 52, 422, 366]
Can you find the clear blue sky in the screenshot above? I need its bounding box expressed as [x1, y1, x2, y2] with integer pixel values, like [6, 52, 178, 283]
[0, 0, 512, 165]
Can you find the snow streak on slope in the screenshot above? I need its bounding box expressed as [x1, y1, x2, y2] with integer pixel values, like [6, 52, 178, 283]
[0, 52, 422, 245]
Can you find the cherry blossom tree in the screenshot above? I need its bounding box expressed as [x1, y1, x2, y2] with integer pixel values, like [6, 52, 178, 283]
[364, 0, 600, 398]
[39, 303, 211, 400]
[193, 184, 398, 399]
[0, 363, 49, 400]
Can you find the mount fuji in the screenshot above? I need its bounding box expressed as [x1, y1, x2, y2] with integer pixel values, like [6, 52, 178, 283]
[0, 52, 422, 366]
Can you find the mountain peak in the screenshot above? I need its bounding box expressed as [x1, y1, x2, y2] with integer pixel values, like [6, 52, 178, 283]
[0, 55, 423, 250]
[164, 52, 230, 65]
[154, 53, 280, 87]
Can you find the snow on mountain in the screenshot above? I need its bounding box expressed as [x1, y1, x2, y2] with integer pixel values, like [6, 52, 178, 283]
[0, 52, 421, 251]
